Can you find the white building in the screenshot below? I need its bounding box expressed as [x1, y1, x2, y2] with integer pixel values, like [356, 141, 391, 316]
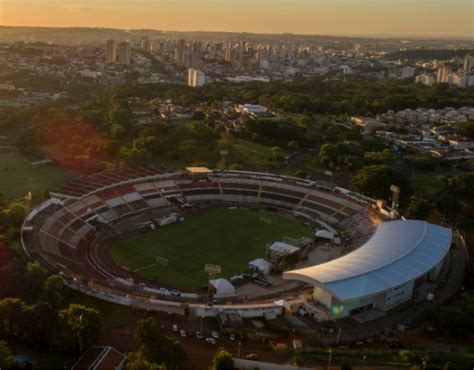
[284, 220, 451, 321]
[415, 74, 436, 86]
[209, 279, 236, 298]
[188, 68, 206, 87]
[236, 104, 268, 117]
[401, 66, 416, 79]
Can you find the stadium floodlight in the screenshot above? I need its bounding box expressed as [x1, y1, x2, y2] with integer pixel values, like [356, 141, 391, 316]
[219, 150, 229, 169]
[204, 264, 221, 275]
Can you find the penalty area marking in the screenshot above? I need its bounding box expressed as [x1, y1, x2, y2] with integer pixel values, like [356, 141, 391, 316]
[133, 263, 157, 273]
[132, 255, 169, 273]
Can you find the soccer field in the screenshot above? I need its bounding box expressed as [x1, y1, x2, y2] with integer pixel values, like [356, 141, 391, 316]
[111, 208, 313, 289]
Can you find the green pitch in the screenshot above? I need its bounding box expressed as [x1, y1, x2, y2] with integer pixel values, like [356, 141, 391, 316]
[111, 208, 313, 289]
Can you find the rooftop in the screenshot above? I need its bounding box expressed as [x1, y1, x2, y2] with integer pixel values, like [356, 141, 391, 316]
[284, 220, 452, 301]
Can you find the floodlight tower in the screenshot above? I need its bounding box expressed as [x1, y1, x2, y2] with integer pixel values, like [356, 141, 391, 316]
[219, 150, 229, 169]
[390, 185, 400, 211]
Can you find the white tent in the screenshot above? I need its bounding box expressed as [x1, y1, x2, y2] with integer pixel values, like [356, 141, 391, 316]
[248, 258, 272, 275]
[209, 279, 236, 297]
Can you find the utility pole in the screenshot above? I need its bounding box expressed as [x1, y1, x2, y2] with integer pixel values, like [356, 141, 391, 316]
[336, 327, 342, 345]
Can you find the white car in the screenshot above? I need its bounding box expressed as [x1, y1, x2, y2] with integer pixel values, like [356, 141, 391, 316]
[211, 331, 219, 339]
[179, 329, 187, 337]
[205, 337, 216, 344]
[195, 331, 204, 339]
[172, 324, 178, 332]
[229, 334, 236, 341]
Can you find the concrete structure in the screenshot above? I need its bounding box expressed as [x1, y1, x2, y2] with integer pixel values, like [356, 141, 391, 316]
[175, 39, 186, 66]
[284, 220, 451, 321]
[188, 68, 205, 87]
[401, 66, 416, 79]
[437, 66, 451, 83]
[117, 42, 131, 65]
[416, 74, 436, 86]
[105, 39, 117, 64]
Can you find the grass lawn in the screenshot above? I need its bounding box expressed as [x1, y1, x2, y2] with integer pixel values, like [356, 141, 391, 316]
[111, 208, 313, 288]
[0, 152, 76, 201]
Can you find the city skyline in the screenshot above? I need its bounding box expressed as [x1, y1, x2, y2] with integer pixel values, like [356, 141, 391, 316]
[0, 0, 473, 39]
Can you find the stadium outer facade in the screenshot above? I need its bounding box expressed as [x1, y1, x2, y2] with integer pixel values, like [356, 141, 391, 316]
[284, 220, 451, 321]
[20, 166, 452, 321]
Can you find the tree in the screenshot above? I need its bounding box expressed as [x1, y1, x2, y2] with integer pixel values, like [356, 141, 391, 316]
[0, 297, 26, 338]
[192, 111, 206, 121]
[212, 348, 235, 370]
[270, 146, 283, 161]
[0, 340, 14, 369]
[436, 196, 461, 219]
[24, 261, 47, 299]
[364, 149, 394, 165]
[127, 352, 166, 370]
[407, 197, 433, 219]
[288, 353, 302, 367]
[58, 304, 102, 354]
[228, 163, 242, 170]
[351, 165, 409, 203]
[43, 275, 64, 308]
[135, 318, 187, 369]
[21, 302, 58, 346]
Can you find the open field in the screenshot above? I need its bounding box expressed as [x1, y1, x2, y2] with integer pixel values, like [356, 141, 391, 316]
[111, 208, 313, 288]
[0, 152, 75, 201]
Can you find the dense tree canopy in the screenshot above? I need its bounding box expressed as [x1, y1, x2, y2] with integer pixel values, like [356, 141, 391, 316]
[351, 165, 409, 203]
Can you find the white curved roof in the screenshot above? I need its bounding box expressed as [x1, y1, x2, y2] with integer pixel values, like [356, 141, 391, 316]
[284, 220, 451, 301]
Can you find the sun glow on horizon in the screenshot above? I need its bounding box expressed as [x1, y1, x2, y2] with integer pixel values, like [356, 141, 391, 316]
[0, 0, 472, 38]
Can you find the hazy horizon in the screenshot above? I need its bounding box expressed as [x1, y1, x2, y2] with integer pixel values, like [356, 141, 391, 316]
[0, 0, 472, 39]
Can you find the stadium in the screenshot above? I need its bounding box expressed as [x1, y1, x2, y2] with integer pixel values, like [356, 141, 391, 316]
[21, 166, 452, 321]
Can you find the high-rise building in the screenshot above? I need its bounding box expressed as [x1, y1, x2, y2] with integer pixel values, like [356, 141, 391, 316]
[187, 42, 201, 69]
[105, 39, 117, 63]
[188, 69, 205, 87]
[141, 36, 150, 52]
[437, 66, 451, 83]
[415, 74, 436, 86]
[401, 66, 416, 79]
[118, 42, 131, 65]
[224, 44, 236, 64]
[175, 39, 186, 66]
[463, 54, 474, 74]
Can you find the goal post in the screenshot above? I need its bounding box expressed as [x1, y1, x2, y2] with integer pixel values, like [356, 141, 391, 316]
[259, 217, 272, 225]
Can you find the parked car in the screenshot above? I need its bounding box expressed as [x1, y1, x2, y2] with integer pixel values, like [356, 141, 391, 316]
[211, 331, 219, 339]
[246, 354, 259, 360]
[172, 324, 178, 332]
[195, 331, 204, 339]
[229, 334, 236, 341]
[179, 329, 187, 338]
[205, 338, 216, 344]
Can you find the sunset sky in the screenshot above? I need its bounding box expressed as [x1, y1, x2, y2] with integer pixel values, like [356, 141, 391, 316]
[0, 0, 472, 38]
